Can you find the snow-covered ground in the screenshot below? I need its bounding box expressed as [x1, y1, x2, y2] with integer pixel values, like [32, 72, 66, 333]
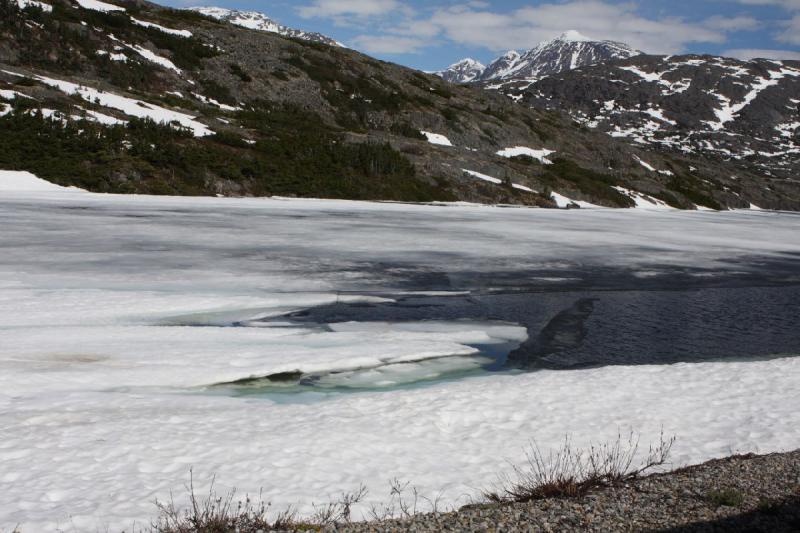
[1, 177, 799, 531]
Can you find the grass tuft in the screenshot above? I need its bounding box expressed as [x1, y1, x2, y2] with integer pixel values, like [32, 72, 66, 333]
[707, 488, 745, 508]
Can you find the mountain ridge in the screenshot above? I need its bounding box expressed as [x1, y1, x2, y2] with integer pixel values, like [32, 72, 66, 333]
[438, 31, 641, 84]
[189, 6, 344, 48]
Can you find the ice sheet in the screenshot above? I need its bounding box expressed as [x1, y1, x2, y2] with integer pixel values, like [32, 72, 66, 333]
[1, 186, 800, 530]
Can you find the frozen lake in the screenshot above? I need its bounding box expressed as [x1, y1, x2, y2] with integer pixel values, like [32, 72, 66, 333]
[1, 186, 799, 530]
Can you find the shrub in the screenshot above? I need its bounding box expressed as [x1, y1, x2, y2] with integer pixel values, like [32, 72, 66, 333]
[229, 63, 252, 83]
[154, 471, 366, 532]
[542, 158, 636, 208]
[390, 122, 426, 140]
[707, 488, 745, 508]
[483, 431, 676, 503]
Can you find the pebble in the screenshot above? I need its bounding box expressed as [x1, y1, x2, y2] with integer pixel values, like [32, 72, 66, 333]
[310, 450, 800, 532]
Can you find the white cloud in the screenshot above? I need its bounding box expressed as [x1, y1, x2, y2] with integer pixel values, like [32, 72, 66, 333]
[422, 1, 732, 54]
[351, 34, 431, 54]
[732, 0, 800, 9]
[777, 14, 800, 43]
[723, 47, 800, 59]
[297, 0, 405, 19]
[305, 0, 793, 57]
[704, 15, 761, 31]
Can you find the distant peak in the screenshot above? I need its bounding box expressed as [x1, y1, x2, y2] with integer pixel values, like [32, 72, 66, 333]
[450, 58, 485, 68]
[557, 30, 592, 42]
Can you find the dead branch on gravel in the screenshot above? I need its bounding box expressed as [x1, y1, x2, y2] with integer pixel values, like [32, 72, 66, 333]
[150, 468, 385, 532]
[366, 478, 445, 521]
[152, 471, 296, 532]
[484, 429, 676, 504]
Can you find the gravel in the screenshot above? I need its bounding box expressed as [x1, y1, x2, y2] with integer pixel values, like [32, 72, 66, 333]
[325, 450, 800, 532]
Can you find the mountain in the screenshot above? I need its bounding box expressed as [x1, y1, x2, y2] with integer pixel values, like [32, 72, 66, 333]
[437, 31, 641, 84]
[189, 6, 343, 47]
[503, 54, 800, 195]
[1, 0, 798, 210]
[436, 58, 485, 84]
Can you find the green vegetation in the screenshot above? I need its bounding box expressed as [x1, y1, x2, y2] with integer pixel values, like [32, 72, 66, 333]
[541, 158, 635, 207]
[666, 174, 722, 210]
[0, 0, 219, 88]
[229, 63, 252, 83]
[508, 155, 542, 166]
[0, 102, 453, 202]
[707, 488, 745, 508]
[390, 122, 426, 140]
[284, 48, 434, 130]
[199, 79, 236, 106]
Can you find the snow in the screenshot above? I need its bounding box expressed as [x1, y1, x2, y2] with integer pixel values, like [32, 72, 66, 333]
[14, 0, 52, 11]
[421, 131, 453, 147]
[73, 0, 125, 13]
[2, 70, 213, 137]
[512, 183, 536, 193]
[129, 44, 182, 74]
[705, 67, 800, 131]
[0, 89, 30, 100]
[0, 170, 83, 191]
[613, 186, 673, 210]
[496, 146, 555, 164]
[619, 65, 670, 87]
[193, 93, 240, 112]
[84, 109, 127, 126]
[550, 192, 601, 209]
[643, 107, 677, 126]
[131, 17, 193, 38]
[96, 49, 127, 61]
[558, 30, 592, 42]
[1, 190, 800, 530]
[463, 169, 502, 184]
[634, 155, 656, 172]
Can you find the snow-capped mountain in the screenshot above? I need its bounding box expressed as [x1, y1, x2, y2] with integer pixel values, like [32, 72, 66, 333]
[484, 31, 640, 81]
[436, 58, 486, 84]
[190, 7, 343, 47]
[437, 31, 640, 84]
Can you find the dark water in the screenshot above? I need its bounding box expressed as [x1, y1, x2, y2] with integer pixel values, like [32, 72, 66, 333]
[216, 256, 800, 396]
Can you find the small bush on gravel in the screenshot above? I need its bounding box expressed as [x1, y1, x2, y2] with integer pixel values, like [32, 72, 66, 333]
[707, 488, 745, 508]
[484, 430, 676, 504]
[153, 471, 367, 532]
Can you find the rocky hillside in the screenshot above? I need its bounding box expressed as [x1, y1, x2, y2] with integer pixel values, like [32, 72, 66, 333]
[501, 54, 800, 193]
[1, 0, 798, 210]
[438, 32, 640, 84]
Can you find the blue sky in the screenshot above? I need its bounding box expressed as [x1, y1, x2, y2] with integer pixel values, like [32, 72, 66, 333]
[168, 1, 800, 71]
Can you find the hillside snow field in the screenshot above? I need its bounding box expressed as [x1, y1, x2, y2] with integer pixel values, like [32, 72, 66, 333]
[1, 176, 800, 530]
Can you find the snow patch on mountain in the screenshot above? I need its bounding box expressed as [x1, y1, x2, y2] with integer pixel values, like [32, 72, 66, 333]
[14, 0, 52, 12]
[74, 0, 125, 13]
[131, 17, 192, 38]
[190, 7, 343, 47]
[2, 70, 213, 136]
[496, 146, 555, 164]
[422, 131, 453, 147]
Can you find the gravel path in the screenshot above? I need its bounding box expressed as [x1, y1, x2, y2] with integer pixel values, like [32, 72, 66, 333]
[328, 450, 800, 532]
